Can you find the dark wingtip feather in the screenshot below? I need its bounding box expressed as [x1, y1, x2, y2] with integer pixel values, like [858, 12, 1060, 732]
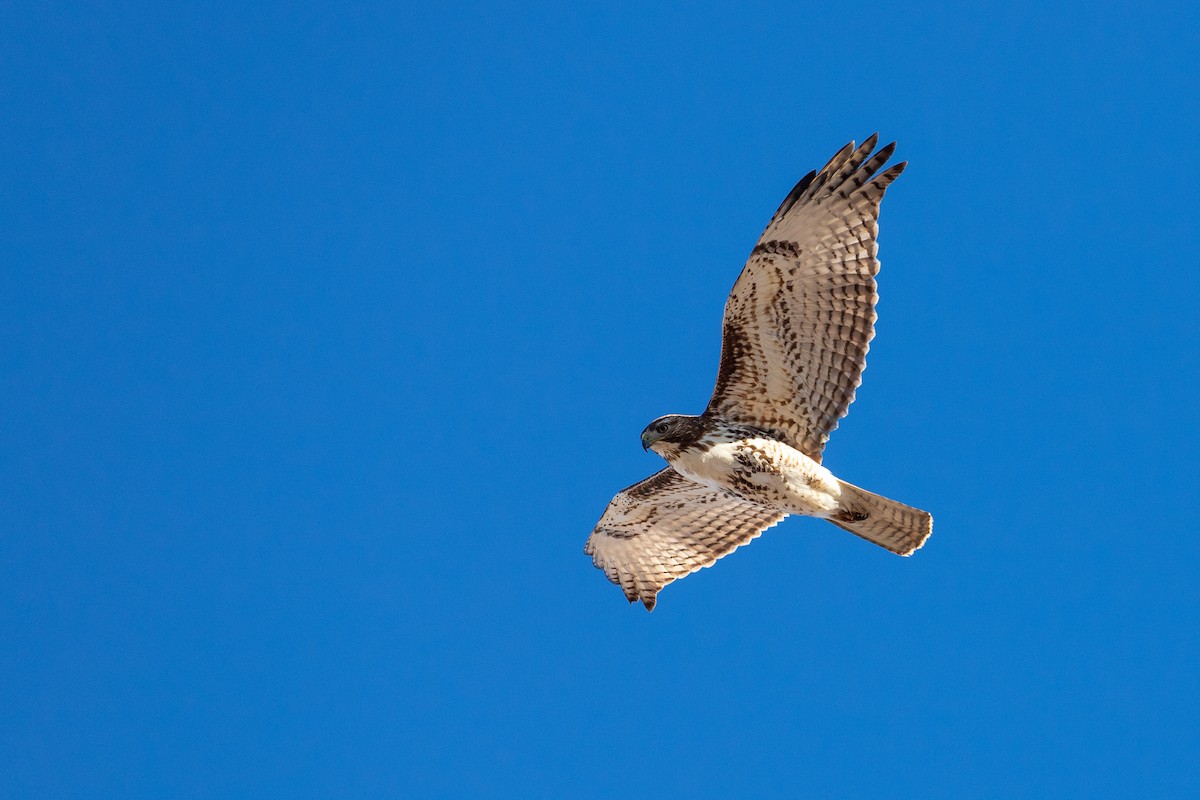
[820, 140, 856, 173]
[804, 141, 856, 202]
[846, 145, 904, 196]
[867, 161, 906, 194]
[766, 138, 904, 229]
[771, 169, 817, 221]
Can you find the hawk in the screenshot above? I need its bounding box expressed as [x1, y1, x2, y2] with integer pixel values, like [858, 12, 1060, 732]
[586, 135, 932, 611]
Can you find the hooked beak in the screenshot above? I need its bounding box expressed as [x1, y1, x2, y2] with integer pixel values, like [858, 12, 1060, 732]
[641, 431, 653, 451]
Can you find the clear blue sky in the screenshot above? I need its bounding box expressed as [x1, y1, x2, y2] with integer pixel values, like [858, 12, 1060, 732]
[3, 2, 1198, 797]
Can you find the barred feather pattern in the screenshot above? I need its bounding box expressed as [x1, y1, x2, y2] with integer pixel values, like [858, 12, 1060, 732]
[587, 137, 923, 611]
[585, 468, 786, 610]
[706, 134, 906, 461]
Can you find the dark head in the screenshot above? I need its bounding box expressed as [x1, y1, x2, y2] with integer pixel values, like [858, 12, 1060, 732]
[640, 414, 708, 457]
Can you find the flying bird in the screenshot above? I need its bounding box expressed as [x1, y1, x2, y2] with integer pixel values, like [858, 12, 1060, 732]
[585, 135, 932, 611]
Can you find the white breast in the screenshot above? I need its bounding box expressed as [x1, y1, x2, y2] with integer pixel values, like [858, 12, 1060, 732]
[670, 436, 842, 517]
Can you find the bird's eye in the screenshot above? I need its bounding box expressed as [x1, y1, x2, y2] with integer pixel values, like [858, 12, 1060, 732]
[656, 423, 669, 434]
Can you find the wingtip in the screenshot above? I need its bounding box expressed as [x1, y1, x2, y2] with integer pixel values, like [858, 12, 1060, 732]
[821, 140, 856, 172]
[641, 595, 657, 612]
[867, 160, 907, 193]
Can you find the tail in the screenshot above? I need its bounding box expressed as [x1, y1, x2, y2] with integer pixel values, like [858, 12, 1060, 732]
[829, 481, 932, 556]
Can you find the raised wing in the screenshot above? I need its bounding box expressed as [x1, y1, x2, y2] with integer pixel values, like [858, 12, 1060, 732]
[706, 135, 906, 461]
[585, 468, 786, 610]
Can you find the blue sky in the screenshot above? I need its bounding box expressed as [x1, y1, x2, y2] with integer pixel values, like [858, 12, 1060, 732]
[3, 1, 1199, 797]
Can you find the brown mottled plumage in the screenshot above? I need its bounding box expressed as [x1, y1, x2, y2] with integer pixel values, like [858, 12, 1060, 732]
[586, 136, 932, 611]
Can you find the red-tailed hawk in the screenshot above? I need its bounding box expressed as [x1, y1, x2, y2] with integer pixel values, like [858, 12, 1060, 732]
[586, 135, 932, 611]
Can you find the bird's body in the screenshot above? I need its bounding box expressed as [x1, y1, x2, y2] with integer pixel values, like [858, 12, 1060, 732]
[586, 136, 933, 610]
[647, 418, 842, 518]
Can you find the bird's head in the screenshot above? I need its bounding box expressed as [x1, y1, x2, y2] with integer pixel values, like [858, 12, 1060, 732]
[640, 414, 706, 457]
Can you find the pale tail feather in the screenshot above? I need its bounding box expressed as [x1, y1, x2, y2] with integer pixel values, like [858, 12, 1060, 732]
[829, 481, 932, 556]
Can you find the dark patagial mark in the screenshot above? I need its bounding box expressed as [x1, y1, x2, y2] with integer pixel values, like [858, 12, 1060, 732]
[751, 240, 802, 259]
[601, 526, 641, 541]
[626, 470, 677, 500]
[709, 321, 754, 405]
